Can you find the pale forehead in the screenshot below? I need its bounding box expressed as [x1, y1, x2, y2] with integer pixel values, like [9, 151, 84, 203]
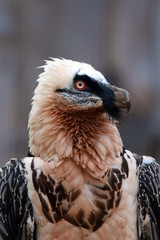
[39, 59, 109, 90]
[78, 67, 108, 84]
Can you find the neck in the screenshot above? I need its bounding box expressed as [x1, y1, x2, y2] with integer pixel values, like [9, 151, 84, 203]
[28, 104, 123, 172]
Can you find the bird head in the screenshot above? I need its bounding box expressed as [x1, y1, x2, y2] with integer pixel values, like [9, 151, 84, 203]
[32, 58, 131, 121]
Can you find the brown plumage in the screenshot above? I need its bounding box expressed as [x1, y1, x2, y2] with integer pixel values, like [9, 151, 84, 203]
[1, 58, 159, 240]
[26, 58, 138, 239]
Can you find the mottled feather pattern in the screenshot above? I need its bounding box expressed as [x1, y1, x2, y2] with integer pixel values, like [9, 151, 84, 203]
[24, 149, 141, 240]
[137, 156, 160, 240]
[0, 159, 35, 240]
[0, 153, 159, 240]
[29, 157, 127, 232]
[31, 158, 72, 224]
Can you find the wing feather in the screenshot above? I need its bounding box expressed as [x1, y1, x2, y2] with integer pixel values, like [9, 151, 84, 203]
[0, 159, 36, 240]
[137, 157, 160, 240]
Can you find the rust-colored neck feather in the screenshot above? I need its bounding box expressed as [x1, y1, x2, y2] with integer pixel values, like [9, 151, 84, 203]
[29, 101, 123, 173]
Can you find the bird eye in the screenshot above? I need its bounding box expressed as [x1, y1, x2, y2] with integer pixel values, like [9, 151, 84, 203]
[75, 80, 86, 90]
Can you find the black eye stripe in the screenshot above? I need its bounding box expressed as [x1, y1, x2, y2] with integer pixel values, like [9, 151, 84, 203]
[74, 74, 92, 83]
[57, 72, 120, 120]
[74, 73, 105, 94]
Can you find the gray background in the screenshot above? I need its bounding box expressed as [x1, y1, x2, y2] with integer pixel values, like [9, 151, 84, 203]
[0, 0, 160, 167]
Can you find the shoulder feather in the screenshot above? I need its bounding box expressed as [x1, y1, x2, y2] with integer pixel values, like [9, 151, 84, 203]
[137, 156, 160, 240]
[0, 159, 36, 240]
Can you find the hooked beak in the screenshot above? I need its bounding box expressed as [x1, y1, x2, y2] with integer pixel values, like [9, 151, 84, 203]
[108, 85, 131, 113]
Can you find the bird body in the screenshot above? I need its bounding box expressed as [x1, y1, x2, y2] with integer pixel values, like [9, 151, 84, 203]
[23, 149, 138, 240]
[0, 58, 159, 240]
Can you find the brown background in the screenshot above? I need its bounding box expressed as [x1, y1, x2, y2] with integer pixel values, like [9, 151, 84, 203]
[0, 0, 160, 167]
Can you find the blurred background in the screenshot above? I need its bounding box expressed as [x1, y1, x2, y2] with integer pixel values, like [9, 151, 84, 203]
[0, 0, 160, 167]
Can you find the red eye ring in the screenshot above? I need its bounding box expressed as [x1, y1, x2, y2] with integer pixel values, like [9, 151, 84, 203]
[75, 80, 86, 90]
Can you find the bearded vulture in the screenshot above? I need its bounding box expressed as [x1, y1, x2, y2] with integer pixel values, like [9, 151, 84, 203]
[0, 58, 159, 240]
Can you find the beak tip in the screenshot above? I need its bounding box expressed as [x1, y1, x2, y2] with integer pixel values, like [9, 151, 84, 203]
[126, 94, 131, 112]
[109, 84, 131, 114]
[127, 101, 131, 113]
